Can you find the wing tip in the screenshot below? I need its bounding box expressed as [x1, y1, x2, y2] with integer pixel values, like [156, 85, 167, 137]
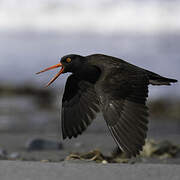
[62, 132, 67, 140]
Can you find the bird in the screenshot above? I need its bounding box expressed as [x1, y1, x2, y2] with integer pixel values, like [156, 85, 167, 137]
[36, 54, 177, 157]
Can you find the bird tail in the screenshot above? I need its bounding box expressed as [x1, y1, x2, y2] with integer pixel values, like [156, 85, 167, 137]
[146, 70, 178, 85]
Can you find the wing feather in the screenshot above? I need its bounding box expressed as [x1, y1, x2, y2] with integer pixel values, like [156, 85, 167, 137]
[62, 74, 100, 139]
[95, 67, 149, 157]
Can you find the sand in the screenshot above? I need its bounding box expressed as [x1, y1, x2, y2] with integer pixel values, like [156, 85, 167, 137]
[0, 160, 180, 180]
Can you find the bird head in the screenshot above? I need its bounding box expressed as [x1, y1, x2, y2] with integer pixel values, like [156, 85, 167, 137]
[60, 54, 85, 73]
[36, 54, 85, 86]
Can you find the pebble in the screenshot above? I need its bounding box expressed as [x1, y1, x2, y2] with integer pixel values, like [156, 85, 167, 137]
[26, 138, 63, 151]
[8, 152, 20, 160]
[0, 148, 7, 159]
[102, 160, 108, 164]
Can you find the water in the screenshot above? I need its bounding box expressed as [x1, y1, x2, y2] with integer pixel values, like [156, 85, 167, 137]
[1, 0, 180, 33]
[0, 31, 179, 98]
[0, 0, 179, 97]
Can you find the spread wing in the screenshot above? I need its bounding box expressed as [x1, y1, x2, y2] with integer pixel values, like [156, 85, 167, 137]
[95, 66, 149, 157]
[62, 74, 100, 139]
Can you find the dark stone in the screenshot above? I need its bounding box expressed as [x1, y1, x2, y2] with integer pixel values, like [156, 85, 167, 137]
[26, 138, 63, 151]
[0, 148, 7, 159]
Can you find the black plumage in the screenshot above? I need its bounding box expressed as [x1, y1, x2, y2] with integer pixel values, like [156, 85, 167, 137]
[37, 54, 178, 157]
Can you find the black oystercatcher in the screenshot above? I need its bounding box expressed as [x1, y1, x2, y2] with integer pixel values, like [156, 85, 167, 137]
[36, 54, 177, 157]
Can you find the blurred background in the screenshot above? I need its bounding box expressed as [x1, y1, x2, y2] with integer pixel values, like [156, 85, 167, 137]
[0, 0, 179, 161]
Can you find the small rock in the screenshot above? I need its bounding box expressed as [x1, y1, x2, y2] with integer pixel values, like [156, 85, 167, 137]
[102, 160, 108, 164]
[26, 138, 63, 151]
[0, 148, 7, 159]
[8, 152, 20, 160]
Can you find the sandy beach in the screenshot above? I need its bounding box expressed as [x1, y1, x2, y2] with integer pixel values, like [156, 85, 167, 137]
[0, 1, 180, 179]
[0, 160, 180, 180]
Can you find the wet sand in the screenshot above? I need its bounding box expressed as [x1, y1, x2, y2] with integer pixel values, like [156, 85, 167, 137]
[0, 160, 180, 180]
[0, 121, 180, 164]
[0, 92, 180, 179]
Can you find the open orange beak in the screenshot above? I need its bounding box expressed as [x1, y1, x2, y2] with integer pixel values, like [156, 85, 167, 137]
[36, 63, 64, 87]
